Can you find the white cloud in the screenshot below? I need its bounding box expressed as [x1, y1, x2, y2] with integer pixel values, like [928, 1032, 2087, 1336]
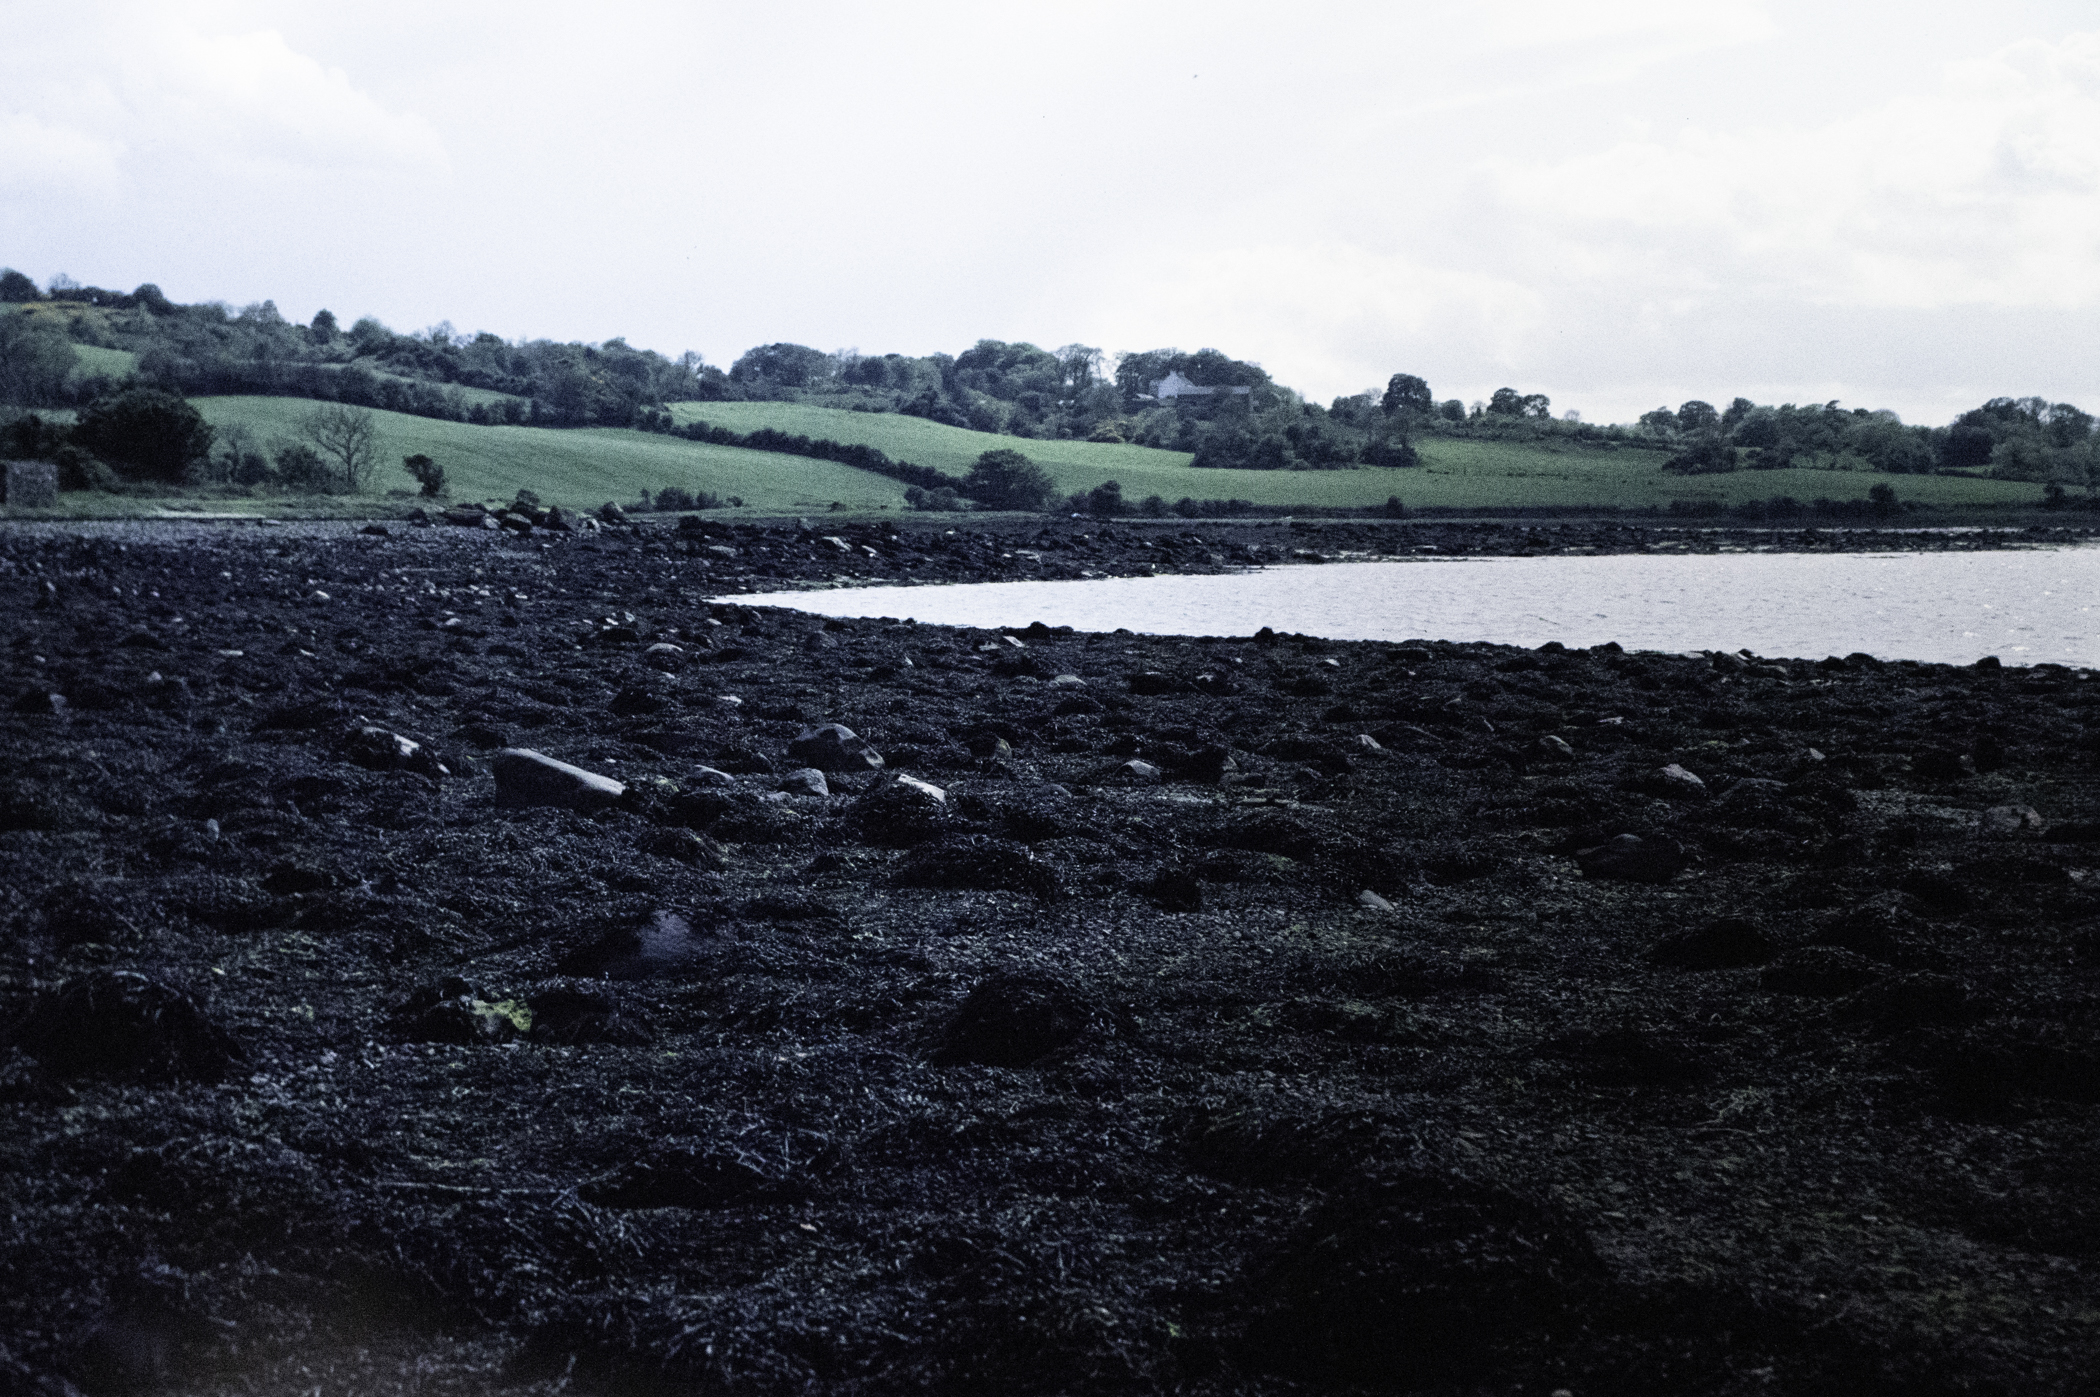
[0, 113, 123, 196]
[136, 25, 450, 177]
[1499, 30, 2100, 310]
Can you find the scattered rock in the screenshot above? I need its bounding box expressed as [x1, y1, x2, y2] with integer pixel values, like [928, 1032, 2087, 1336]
[1575, 833, 1687, 883]
[1535, 735, 1575, 761]
[1979, 805, 2046, 839]
[1355, 888, 1396, 911]
[779, 767, 830, 797]
[641, 826, 728, 868]
[1651, 763, 1707, 798]
[343, 724, 448, 777]
[491, 748, 625, 811]
[787, 723, 884, 773]
[687, 765, 738, 786]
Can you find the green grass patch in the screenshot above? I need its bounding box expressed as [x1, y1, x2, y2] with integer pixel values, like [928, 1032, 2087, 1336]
[193, 396, 914, 514]
[70, 343, 138, 380]
[670, 400, 2044, 511]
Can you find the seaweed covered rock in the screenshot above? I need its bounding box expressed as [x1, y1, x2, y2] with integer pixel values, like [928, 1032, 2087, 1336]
[894, 834, 1060, 898]
[8, 972, 235, 1082]
[931, 970, 1120, 1067]
[850, 773, 948, 846]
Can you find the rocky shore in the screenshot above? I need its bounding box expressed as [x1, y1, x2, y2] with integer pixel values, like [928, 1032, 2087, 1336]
[1, 517, 2096, 1395]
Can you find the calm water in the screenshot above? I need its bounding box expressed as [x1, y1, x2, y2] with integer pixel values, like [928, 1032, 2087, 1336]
[734, 547, 2100, 667]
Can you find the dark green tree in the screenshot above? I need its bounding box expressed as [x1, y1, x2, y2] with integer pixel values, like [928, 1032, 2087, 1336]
[1677, 400, 1720, 433]
[403, 453, 445, 497]
[70, 389, 215, 484]
[1381, 373, 1433, 416]
[310, 309, 339, 343]
[0, 268, 40, 302]
[962, 448, 1056, 511]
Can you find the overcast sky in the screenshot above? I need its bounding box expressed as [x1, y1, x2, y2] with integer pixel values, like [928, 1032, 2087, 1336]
[4, 0, 2095, 425]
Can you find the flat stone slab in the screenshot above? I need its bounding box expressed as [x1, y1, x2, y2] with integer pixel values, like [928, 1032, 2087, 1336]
[491, 748, 625, 811]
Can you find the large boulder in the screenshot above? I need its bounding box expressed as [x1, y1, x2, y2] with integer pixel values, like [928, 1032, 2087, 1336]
[490, 748, 625, 811]
[787, 723, 884, 773]
[851, 773, 948, 845]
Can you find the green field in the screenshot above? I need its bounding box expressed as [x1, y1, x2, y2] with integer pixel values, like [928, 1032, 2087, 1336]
[71, 343, 139, 380]
[670, 400, 2046, 511]
[193, 397, 913, 513]
[0, 390, 2053, 520]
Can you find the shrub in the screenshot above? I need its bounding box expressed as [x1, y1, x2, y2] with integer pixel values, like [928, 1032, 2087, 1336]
[1661, 437, 1740, 475]
[70, 389, 216, 484]
[655, 486, 696, 512]
[962, 448, 1057, 511]
[57, 447, 117, 492]
[403, 453, 446, 497]
[273, 442, 332, 492]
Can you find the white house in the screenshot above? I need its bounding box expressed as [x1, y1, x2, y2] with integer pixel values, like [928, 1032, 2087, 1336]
[1149, 370, 1252, 402]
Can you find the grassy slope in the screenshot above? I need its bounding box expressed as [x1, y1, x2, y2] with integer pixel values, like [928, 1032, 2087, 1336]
[71, 343, 139, 379]
[671, 400, 2044, 511]
[193, 397, 914, 513]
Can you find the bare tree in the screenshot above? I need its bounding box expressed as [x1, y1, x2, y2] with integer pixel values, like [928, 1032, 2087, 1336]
[300, 404, 379, 492]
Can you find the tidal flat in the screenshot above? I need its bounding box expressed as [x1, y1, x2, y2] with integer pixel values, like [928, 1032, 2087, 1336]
[2, 514, 2096, 1395]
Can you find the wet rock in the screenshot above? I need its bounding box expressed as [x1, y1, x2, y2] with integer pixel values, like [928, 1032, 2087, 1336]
[641, 826, 728, 869]
[558, 909, 722, 980]
[787, 723, 884, 773]
[1356, 889, 1396, 912]
[894, 834, 1059, 898]
[343, 724, 448, 777]
[1979, 805, 2045, 839]
[1646, 916, 1776, 969]
[1535, 734, 1575, 761]
[779, 767, 830, 797]
[1353, 733, 1386, 757]
[390, 980, 533, 1044]
[1246, 1171, 1606, 1388]
[1650, 763, 1707, 798]
[491, 748, 625, 811]
[1760, 946, 1880, 996]
[7, 972, 235, 1082]
[851, 773, 948, 846]
[1104, 758, 1162, 784]
[930, 970, 1117, 1067]
[1575, 833, 1687, 883]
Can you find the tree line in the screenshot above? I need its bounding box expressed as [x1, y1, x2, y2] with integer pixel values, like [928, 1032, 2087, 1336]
[4, 265, 2094, 494]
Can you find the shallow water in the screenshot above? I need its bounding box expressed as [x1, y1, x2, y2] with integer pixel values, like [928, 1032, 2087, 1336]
[736, 547, 2100, 667]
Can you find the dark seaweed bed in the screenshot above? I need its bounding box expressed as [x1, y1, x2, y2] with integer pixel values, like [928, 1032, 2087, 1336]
[1, 515, 2095, 1395]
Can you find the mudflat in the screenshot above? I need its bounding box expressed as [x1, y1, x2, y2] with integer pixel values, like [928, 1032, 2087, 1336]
[3, 515, 2096, 1395]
